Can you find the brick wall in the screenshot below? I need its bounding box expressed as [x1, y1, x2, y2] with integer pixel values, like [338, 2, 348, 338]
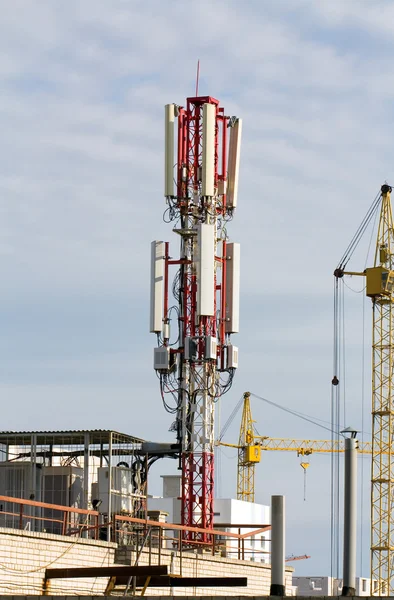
[116, 546, 294, 596]
[0, 528, 116, 595]
[0, 528, 293, 596]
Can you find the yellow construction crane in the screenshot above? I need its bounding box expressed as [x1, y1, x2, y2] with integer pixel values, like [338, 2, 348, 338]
[218, 391, 373, 503]
[334, 183, 394, 595]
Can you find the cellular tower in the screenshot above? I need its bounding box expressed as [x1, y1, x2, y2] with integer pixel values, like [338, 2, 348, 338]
[150, 94, 242, 540]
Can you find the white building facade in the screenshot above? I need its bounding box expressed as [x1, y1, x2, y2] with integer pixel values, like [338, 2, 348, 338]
[148, 475, 270, 563]
[292, 576, 375, 596]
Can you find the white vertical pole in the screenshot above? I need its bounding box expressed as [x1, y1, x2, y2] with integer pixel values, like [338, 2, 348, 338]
[83, 432, 90, 539]
[342, 435, 357, 596]
[270, 495, 285, 596]
[31, 434, 38, 531]
[107, 432, 113, 541]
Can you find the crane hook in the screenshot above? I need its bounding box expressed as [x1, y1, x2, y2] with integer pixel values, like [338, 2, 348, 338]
[300, 462, 310, 502]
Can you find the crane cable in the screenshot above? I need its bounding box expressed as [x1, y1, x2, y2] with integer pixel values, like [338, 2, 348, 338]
[250, 392, 341, 437]
[359, 202, 379, 575]
[332, 189, 381, 580]
[300, 460, 309, 502]
[332, 267, 349, 578]
[331, 276, 342, 579]
[336, 190, 381, 272]
[216, 395, 244, 498]
[218, 395, 244, 441]
[360, 284, 366, 575]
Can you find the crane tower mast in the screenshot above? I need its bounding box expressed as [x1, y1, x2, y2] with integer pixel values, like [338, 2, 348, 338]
[369, 184, 394, 593]
[237, 391, 261, 502]
[150, 95, 242, 540]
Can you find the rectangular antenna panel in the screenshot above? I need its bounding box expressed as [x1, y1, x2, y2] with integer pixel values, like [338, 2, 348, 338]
[227, 119, 242, 208]
[202, 103, 215, 197]
[197, 223, 215, 316]
[150, 240, 164, 333]
[165, 104, 175, 197]
[225, 242, 240, 333]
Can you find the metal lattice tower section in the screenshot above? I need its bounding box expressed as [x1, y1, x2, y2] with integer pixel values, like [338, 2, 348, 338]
[179, 98, 217, 537]
[370, 185, 394, 595]
[151, 95, 242, 542]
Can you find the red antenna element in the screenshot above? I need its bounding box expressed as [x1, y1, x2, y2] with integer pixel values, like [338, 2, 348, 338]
[152, 94, 243, 542]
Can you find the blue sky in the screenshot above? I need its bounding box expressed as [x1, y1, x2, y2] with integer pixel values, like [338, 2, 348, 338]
[1, 0, 393, 579]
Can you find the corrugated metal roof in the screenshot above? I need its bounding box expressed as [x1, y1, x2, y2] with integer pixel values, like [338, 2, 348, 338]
[0, 429, 145, 445]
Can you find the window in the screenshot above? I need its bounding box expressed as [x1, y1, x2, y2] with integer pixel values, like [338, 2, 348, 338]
[373, 581, 378, 593]
[362, 579, 367, 592]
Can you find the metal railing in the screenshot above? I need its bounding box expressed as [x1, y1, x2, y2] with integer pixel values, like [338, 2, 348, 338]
[114, 514, 271, 564]
[0, 494, 100, 538]
[0, 494, 271, 565]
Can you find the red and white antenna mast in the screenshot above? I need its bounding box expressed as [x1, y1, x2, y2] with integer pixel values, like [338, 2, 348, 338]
[150, 93, 242, 541]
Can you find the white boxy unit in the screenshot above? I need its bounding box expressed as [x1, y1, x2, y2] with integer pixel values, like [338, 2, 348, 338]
[42, 466, 83, 508]
[97, 466, 134, 515]
[42, 466, 84, 534]
[154, 346, 170, 371]
[150, 240, 165, 333]
[197, 223, 215, 316]
[227, 344, 239, 369]
[0, 462, 43, 530]
[205, 335, 217, 360]
[225, 242, 240, 333]
[184, 337, 197, 361]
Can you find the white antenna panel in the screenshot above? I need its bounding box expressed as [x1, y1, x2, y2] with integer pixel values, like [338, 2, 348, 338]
[150, 240, 165, 333]
[165, 104, 175, 197]
[202, 103, 215, 197]
[197, 223, 215, 316]
[227, 119, 242, 209]
[225, 242, 240, 333]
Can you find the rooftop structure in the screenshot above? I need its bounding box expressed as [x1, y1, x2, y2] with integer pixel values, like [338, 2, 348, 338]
[0, 429, 145, 535]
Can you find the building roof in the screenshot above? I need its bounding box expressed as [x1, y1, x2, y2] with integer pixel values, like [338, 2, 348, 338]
[0, 429, 145, 445]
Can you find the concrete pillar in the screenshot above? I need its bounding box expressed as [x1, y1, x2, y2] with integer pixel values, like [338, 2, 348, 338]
[342, 434, 357, 596]
[270, 495, 285, 596]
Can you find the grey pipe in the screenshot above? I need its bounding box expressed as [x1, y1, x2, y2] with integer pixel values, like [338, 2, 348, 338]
[342, 435, 357, 596]
[270, 495, 285, 596]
